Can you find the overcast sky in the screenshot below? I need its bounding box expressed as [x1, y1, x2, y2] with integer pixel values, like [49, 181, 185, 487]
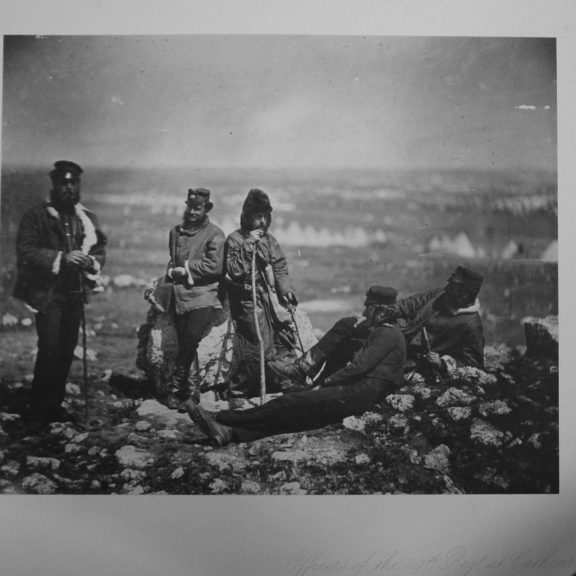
[2, 35, 556, 171]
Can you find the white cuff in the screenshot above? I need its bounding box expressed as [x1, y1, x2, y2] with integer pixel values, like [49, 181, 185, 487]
[52, 251, 63, 274]
[89, 256, 101, 273]
[184, 260, 195, 286]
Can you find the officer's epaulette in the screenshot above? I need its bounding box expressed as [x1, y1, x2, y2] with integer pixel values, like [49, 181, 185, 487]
[380, 322, 395, 328]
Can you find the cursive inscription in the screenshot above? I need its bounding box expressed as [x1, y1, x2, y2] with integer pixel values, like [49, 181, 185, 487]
[285, 547, 576, 576]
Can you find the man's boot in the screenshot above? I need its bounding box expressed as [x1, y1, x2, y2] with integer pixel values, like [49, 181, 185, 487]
[185, 400, 234, 447]
[268, 346, 326, 387]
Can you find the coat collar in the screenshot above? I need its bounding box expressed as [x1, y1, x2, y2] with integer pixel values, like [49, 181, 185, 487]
[433, 291, 481, 316]
[176, 217, 210, 236]
[45, 202, 88, 220]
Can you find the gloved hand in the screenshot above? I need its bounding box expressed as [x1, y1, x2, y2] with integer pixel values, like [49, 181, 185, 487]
[424, 352, 442, 369]
[284, 291, 298, 307]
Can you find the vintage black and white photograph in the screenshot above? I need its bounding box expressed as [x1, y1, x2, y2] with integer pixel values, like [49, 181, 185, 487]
[0, 32, 558, 496]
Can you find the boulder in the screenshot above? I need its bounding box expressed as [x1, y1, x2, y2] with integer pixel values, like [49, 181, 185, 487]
[523, 315, 558, 359]
[136, 295, 318, 397]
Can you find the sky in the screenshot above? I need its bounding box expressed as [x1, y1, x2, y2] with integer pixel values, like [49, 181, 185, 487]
[1, 35, 556, 172]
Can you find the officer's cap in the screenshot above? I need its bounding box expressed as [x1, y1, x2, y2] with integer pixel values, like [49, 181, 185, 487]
[448, 266, 484, 293]
[364, 285, 398, 306]
[50, 160, 83, 182]
[186, 188, 213, 210]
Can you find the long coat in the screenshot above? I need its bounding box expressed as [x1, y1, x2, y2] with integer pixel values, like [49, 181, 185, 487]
[13, 202, 106, 312]
[324, 322, 407, 388]
[224, 228, 293, 313]
[397, 287, 485, 369]
[167, 219, 225, 314]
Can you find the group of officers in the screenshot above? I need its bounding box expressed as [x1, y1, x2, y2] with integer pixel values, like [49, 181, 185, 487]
[13, 160, 485, 445]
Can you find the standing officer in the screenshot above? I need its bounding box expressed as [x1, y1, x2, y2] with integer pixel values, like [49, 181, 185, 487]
[13, 160, 107, 433]
[164, 188, 226, 409]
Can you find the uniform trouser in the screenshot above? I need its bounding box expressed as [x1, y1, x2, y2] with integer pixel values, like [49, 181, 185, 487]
[312, 316, 369, 376]
[216, 378, 395, 442]
[30, 298, 83, 415]
[173, 307, 218, 374]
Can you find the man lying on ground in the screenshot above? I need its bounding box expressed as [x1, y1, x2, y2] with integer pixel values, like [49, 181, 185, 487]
[185, 285, 406, 447]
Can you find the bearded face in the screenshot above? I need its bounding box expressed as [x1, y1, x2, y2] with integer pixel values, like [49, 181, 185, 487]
[50, 177, 81, 210]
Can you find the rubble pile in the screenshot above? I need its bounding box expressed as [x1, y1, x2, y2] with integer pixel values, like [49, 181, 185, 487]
[0, 316, 559, 495]
[345, 315, 559, 493]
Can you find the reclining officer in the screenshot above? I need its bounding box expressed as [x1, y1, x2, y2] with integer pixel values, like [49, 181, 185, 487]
[269, 266, 485, 387]
[185, 286, 405, 447]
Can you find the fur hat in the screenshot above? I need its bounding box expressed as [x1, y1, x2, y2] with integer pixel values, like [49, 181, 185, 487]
[240, 188, 272, 230]
[242, 189, 272, 215]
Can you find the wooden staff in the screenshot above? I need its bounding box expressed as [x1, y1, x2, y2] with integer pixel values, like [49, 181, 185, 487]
[79, 273, 90, 426]
[251, 245, 266, 405]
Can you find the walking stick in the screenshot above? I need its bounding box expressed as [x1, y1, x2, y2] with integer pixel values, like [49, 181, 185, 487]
[251, 246, 266, 405]
[79, 274, 90, 426]
[289, 307, 305, 354]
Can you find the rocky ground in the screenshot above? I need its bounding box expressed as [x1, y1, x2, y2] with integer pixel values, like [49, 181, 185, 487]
[0, 314, 558, 495]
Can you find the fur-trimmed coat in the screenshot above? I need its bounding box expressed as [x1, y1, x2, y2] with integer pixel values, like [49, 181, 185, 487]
[13, 202, 107, 312]
[224, 229, 293, 314]
[397, 287, 485, 369]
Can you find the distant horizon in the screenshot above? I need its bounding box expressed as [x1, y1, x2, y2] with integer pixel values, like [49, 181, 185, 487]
[0, 162, 557, 177]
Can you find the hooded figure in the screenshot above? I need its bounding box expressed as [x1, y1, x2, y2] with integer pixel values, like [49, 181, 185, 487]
[397, 265, 485, 373]
[223, 188, 298, 408]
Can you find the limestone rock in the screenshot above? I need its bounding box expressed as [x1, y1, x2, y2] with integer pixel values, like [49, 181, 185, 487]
[279, 481, 307, 495]
[209, 478, 229, 493]
[115, 445, 155, 469]
[470, 419, 504, 448]
[26, 456, 61, 471]
[354, 453, 371, 466]
[436, 387, 476, 408]
[523, 315, 558, 359]
[342, 412, 384, 433]
[136, 295, 318, 397]
[478, 400, 512, 417]
[385, 394, 415, 412]
[424, 444, 451, 473]
[240, 479, 263, 494]
[446, 407, 472, 421]
[21, 473, 58, 494]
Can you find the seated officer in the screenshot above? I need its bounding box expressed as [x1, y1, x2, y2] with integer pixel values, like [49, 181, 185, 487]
[185, 286, 406, 447]
[269, 265, 485, 386]
[398, 265, 485, 374]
